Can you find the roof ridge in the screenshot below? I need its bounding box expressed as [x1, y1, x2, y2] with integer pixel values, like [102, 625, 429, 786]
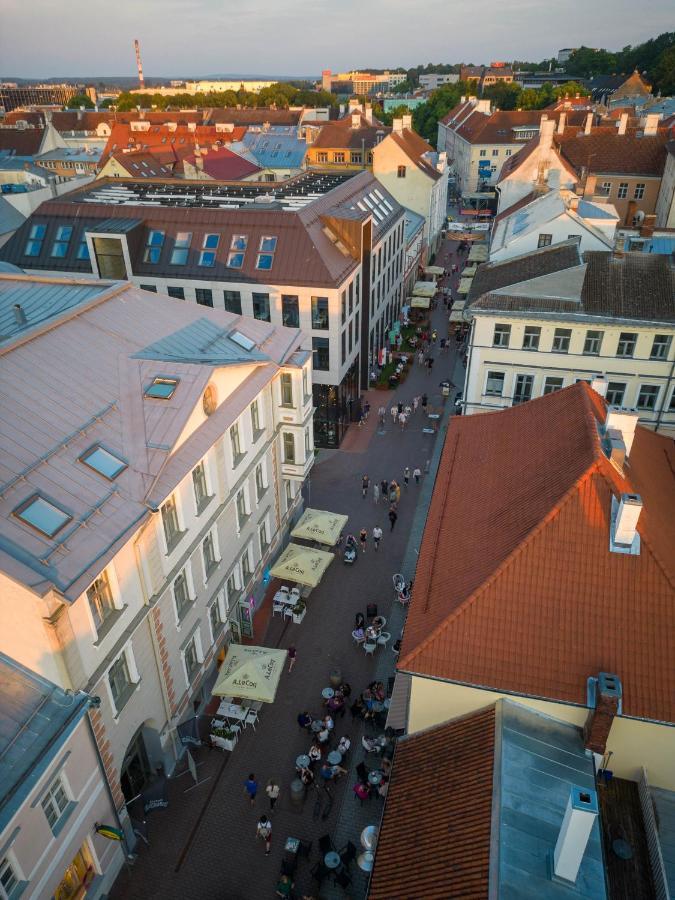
[397, 701, 496, 745]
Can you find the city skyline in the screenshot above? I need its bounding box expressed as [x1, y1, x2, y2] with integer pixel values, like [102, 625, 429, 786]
[1, 0, 673, 79]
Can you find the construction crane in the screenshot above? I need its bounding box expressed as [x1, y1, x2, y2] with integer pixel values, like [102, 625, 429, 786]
[134, 39, 145, 91]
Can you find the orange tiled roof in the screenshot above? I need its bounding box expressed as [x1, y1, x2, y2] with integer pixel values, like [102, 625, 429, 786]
[369, 706, 494, 900]
[389, 129, 442, 181]
[399, 383, 675, 723]
[554, 126, 670, 176]
[101, 123, 247, 163]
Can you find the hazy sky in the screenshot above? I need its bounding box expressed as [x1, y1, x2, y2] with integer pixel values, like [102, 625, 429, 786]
[1, 0, 673, 78]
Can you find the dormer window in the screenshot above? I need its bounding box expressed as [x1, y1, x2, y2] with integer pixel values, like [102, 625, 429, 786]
[145, 376, 179, 399]
[50, 225, 73, 258]
[24, 223, 46, 257]
[256, 235, 277, 270]
[170, 232, 192, 265]
[199, 233, 219, 267]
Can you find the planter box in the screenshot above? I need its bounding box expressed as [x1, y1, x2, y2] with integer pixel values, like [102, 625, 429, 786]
[211, 734, 237, 751]
[293, 608, 307, 624]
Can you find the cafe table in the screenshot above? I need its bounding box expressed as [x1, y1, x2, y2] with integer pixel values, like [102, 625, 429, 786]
[217, 702, 247, 722]
[327, 750, 342, 765]
[357, 851, 374, 872]
[361, 825, 378, 850]
[296, 754, 310, 769]
[311, 720, 323, 733]
[321, 687, 335, 700]
[324, 851, 341, 869]
[368, 770, 383, 786]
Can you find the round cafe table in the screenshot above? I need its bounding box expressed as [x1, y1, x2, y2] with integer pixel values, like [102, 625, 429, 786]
[368, 770, 383, 786]
[296, 754, 310, 769]
[311, 720, 323, 733]
[361, 825, 378, 850]
[357, 850, 374, 872]
[325, 851, 341, 869]
[327, 750, 342, 765]
[321, 687, 335, 700]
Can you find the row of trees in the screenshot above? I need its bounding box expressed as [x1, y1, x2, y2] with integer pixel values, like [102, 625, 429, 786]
[565, 32, 674, 93]
[108, 83, 337, 112]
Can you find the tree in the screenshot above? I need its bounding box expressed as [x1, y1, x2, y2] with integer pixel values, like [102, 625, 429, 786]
[483, 82, 521, 110]
[651, 44, 675, 94]
[552, 81, 590, 99]
[66, 93, 95, 109]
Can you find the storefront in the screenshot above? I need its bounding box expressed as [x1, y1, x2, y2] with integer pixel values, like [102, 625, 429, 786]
[312, 358, 360, 447]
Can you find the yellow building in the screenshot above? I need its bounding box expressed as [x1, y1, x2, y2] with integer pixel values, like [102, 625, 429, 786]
[305, 105, 389, 171]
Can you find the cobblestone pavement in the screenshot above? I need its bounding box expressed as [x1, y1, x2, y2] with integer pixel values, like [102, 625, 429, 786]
[110, 239, 467, 900]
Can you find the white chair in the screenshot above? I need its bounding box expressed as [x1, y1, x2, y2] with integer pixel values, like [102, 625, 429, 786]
[273, 600, 285, 617]
[377, 631, 391, 648]
[244, 709, 258, 731]
[363, 641, 377, 657]
[284, 606, 294, 619]
[290, 587, 301, 601]
[352, 631, 366, 646]
[230, 723, 242, 736]
[280, 585, 290, 595]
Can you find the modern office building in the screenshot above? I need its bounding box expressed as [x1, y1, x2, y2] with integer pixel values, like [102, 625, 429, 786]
[0, 83, 81, 113]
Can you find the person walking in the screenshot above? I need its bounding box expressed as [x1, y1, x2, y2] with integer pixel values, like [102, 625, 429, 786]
[288, 646, 297, 673]
[373, 482, 380, 504]
[404, 404, 412, 418]
[389, 484, 397, 504]
[388, 506, 398, 532]
[361, 474, 369, 499]
[426, 357, 434, 375]
[413, 466, 421, 484]
[398, 411, 407, 431]
[244, 773, 258, 806]
[403, 466, 410, 488]
[266, 779, 280, 810]
[256, 815, 272, 855]
[421, 393, 428, 412]
[359, 528, 367, 553]
[380, 479, 388, 502]
[417, 350, 424, 367]
[390, 404, 398, 424]
[397, 401, 403, 414]
[372, 525, 382, 551]
[431, 330, 437, 343]
[413, 395, 420, 414]
[378, 405, 386, 426]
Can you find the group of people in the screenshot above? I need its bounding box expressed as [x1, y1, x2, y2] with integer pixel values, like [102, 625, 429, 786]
[351, 611, 386, 646]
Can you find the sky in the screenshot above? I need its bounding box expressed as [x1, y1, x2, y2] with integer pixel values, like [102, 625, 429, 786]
[1, 0, 673, 79]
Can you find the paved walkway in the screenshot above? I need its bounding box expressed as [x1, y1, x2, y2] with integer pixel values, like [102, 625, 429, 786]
[110, 239, 467, 900]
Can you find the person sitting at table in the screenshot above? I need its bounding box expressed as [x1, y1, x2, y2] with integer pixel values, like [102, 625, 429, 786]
[362, 735, 383, 754]
[297, 711, 312, 730]
[373, 682, 386, 702]
[298, 765, 315, 787]
[317, 726, 330, 745]
[352, 625, 365, 642]
[377, 775, 389, 799]
[354, 612, 365, 630]
[276, 874, 294, 898]
[339, 681, 352, 699]
[323, 714, 334, 731]
[365, 625, 379, 641]
[371, 616, 386, 630]
[353, 781, 370, 803]
[337, 734, 351, 755]
[327, 694, 344, 716]
[381, 757, 392, 775]
[308, 740, 322, 763]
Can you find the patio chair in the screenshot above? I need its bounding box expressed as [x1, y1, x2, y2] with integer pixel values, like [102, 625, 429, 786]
[280, 585, 290, 594]
[392, 573, 405, 594]
[377, 631, 391, 648]
[243, 709, 258, 731]
[290, 587, 301, 601]
[272, 600, 285, 617]
[283, 606, 294, 619]
[363, 641, 377, 657]
[318, 834, 334, 855]
[352, 632, 365, 646]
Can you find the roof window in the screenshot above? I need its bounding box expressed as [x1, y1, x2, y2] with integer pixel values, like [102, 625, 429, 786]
[256, 235, 277, 270]
[230, 330, 256, 352]
[170, 231, 192, 265]
[50, 225, 73, 259]
[80, 445, 127, 480]
[145, 376, 179, 399]
[13, 493, 72, 537]
[24, 223, 46, 257]
[143, 230, 165, 264]
[198, 233, 219, 266]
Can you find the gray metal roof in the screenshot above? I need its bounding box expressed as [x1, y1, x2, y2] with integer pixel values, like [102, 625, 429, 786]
[0, 653, 89, 832]
[90, 217, 143, 234]
[0, 197, 26, 237]
[132, 317, 271, 365]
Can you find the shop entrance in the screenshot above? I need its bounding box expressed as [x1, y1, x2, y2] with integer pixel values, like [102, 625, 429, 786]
[120, 729, 153, 803]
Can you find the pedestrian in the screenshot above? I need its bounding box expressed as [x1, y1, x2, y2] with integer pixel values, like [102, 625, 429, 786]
[390, 404, 398, 424]
[398, 411, 407, 431]
[372, 525, 382, 551]
[359, 528, 367, 553]
[389, 486, 397, 503]
[404, 404, 412, 418]
[373, 482, 380, 504]
[413, 395, 420, 414]
[426, 357, 434, 375]
[288, 645, 297, 673]
[413, 466, 421, 484]
[244, 773, 258, 806]
[451, 263, 458, 274]
[266, 779, 280, 810]
[395, 483, 401, 503]
[421, 393, 428, 411]
[363, 400, 370, 420]
[431, 330, 437, 343]
[378, 405, 386, 425]
[361, 474, 369, 499]
[256, 815, 272, 855]
[397, 401, 403, 414]
[403, 466, 410, 487]
[380, 478, 388, 502]
[417, 350, 424, 366]
[388, 507, 398, 531]
[424, 459, 430, 474]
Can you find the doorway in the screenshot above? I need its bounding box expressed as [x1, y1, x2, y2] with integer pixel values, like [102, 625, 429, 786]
[120, 729, 152, 802]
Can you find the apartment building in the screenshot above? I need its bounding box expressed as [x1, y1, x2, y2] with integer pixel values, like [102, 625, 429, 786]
[0, 273, 313, 839]
[463, 247, 675, 433]
[0, 655, 125, 899]
[305, 106, 389, 171]
[0, 170, 406, 447]
[321, 70, 406, 94]
[418, 73, 459, 91]
[655, 140, 675, 227]
[372, 115, 448, 260]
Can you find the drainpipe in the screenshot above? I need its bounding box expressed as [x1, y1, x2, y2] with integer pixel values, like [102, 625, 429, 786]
[84, 707, 132, 857]
[654, 354, 675, 433]
[461, 316, 477, 413]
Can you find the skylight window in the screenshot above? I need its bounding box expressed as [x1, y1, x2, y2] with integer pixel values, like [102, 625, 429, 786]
[143, 230, 165, 264]
[231, 235, 248, 251]
[80, 445, 127, 480]
[227, 252, 245, 268]
[203, 233, 220, 249]
[363, 196, 374, 209]
[357, 201, 367, 212]
[13, 494, 72, 537]
[76, 236, 90, 260]
[256, 235, 277, 270]
[374, 189, 384, 200]
[145, 377, 179, 399]
[50, 225, 73, 258]
[24, 223, 46, 257]
[230, 330, 256, 352]
[170, 231, 192, 265]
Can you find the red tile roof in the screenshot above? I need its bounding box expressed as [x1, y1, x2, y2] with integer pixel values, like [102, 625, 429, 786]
[554, 126, 670, 176]
[444, 108, 588, 145]
[0, 128, 45, 156]
[399, 383, 675, 724]
[101, 123, 247, 164]
[184, 146, 261, 180]
[311, 114, 390, 150]
[369, 706, 494, 900]
[389, 129, 442, 180]
[109, 150, 173, 177]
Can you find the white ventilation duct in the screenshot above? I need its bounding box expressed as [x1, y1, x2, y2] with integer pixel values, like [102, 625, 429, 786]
[614, 493, 642, 546]
[553, 786, 599, 883]
[605, 407, 638, 456]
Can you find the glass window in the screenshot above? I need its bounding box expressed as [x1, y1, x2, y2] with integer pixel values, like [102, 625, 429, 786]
[13, 494, 71, 537]
[493, 324, 511, 348]
[617, 183, 628, 199]
[50, 225, 73, 258]
[616, 332, 637, 358]
[397, 165, 406, 178]
[543, 376, 564, 395]
[79, 445, 126, 479]
[513, 374, 534, 405]
[236, 490, 248, 528]
[479, 149, 487, 157]
[583, 329, 603, 355]
[209, 596, 223, 637]
[140, 284, 156, 293]
[312, 337, 330, 371]
[145, 376, 179, 398]
[87, 571, 115, 631]
[334, 152, 345, 163]
[552, 328, 571, 353]
[348, 281, 353, 314]
[108, 652, 134, 711]
[167, 286, 185, 299]
[537, 233, 552, 248]
[650, 334, 672, 360]
[195, 288, 213, 307]
[341, 330, 346, 364]
[351, 152, 362, 164]
[633, 183, 645, 200]
[0, 858, 20, 898]
[231, 235, 248, 250]
[255, 463, 266, 499]
[250, 400, 261, 435]
[173, 570, 191, 618]
[302, 367, 309, 399]
[485, 371, 504, 396]
[192, 462, 209, 510]
[348, 320, 353, 353]
[24, 222, 47, 256]
[76, 235, 90, 260]
[143, 230, 164, 263]
[281, 372, 293, 406]
[41, 777, 69, 830]
[492, 148, 499, 156]
[256, 235, 276, 269]
[224, 290, 242, 314]
[252, 293, 270, 322]
[241, 548, 252, 581]
[669, 389, 675, 412]
[636, 384, 659, 411]
[203, 532, 218, 576]
[311, 296, 329, 330]
[304, 428, 310, 457]
[606, 382, 626, 406]
[283, 432, 295, 463]
[282, 295, 299, 328]
[259, 520, 269, 552]
[161, 495, 181, 548]
[226, 571, 239, 603]
[230, 423, 242, 462]
[340, 291, 346, 325]
[226, 251, 244, 268]
[522, 326, 541, 351]
[170, 231, 192, 264]
[184, 637, 200, 682]
[317, 152, 328, 163]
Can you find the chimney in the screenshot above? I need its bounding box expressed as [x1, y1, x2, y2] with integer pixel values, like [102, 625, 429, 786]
[13, 304, 27, 326]
[640, 214, 656, 238]
[605, 407, 638, 456]
[617, 112, 628, 135]
[583, 672, 622, 755]
[402, 113, 412, 130]
[553, 786, 599, 884]
[584, 112, 593, 135]
[590, 376, 607, 397]
[538, 118, 555, 156]
[392, 117, 403, 134]
[614, 493, 643, 546]
[605, 429, 626, 469]
[568, 195, 580, 211]
[351, 112, 360, 129]
[582, 174, 597, 198]
[78, 106, 84, 121]
[557, 112, 566, 134]
[643, 113, 659, 136]
[364, 103, 373, 124]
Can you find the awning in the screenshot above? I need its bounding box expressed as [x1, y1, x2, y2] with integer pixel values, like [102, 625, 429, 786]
[423, 265, 444, 276]
[291, 508, 348, 547]
[468, 244, 489, 262]
[212, 644, 287, 703]
[412, 281, 436, 298]
[449, 300, 466, 323]
[461, 191, 496, 200]
[458, 276, 474, 295]
[410, 296, 430, 309]
[461, 264, 477, 277]
[269, 542, 334, 588]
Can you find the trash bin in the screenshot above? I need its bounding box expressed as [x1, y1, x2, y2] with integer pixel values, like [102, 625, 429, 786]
[290, 778, 305, 809]
[329, 668, 342, 688]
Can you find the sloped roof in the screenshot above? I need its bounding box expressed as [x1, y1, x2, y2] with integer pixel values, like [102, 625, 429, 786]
[184, 146, 261, 180]
[242, 130, 307, 169]
[612, 70, 652, 99]
[445, 109, 588, 145]
[109, 150, 173, 178]
[389, 129, 442, 180]
[398, 382, 675, 724]
[497, 134, 579, 185]
[0, 129, 45, 157]
[101, 123, 248, 165]
[467, 239, 581, 302]
[0, 197, 26, 238]
[311, 114, 390, 150]
[369, 706, 495, 900]
[554, 126, 669, 176]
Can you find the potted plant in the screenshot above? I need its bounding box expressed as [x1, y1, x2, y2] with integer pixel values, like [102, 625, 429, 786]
[292, 599, 307, 624]
[210, 723, 237, 751]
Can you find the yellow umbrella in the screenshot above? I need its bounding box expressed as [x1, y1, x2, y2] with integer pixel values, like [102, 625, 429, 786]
[291, 508, 348, 546]
[410, 296, 430, 309]
[212, 644, 287, 703]
[461, 264, 477, 276]
[423, 265, 444, 276]
[412, 281, 436, 297]
[468, 244, 488, 262]
[458, 276, 474, 295]
[269, 542, 334, 588]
